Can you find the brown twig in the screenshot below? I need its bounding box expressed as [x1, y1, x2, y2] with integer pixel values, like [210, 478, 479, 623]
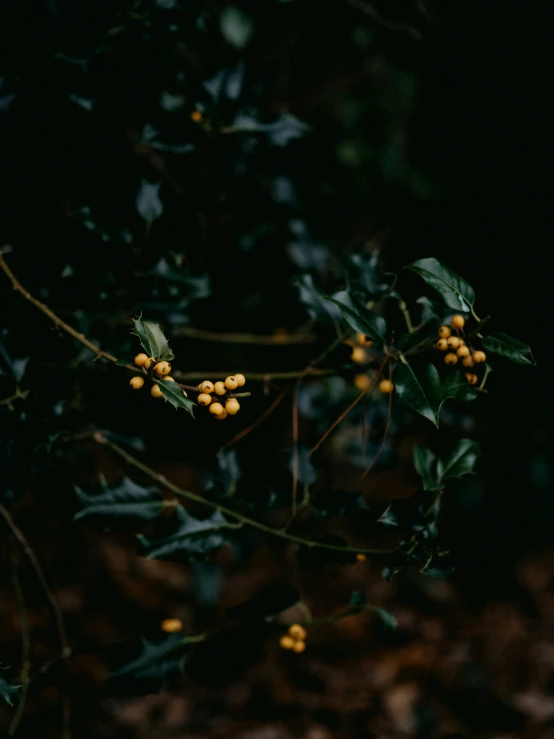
[340, 0, 422, 40]
[223, 385, 291, 448]
[172, 368, 336, 382]
[0, 503, 71, 738]
[173, 326, 316, 345]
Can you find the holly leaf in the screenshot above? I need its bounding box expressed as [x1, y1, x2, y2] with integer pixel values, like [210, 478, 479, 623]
[75, 476, 165, 523]
[296, 274, 340, 321]
[436, 438, 481, 482]
[137, 508, 227, 561]
[482, 332, 535, 366]
[397, 319, 440, 354]
[413, 444, 441, 491]
[405, 258, 475, 312]
[157, 380, 195, 417]
[136, 180, 163, 222]
[373, 606, 398, 630]
[394, 361, 442, 426]
[0, 671, 20, 706]
[131, 316, 172, 360]
[326, 290, 386, 342]
[111, 634, 188, 682]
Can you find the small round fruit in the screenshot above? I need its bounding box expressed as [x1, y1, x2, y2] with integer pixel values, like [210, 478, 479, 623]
[134, 353, 149, 367]
[197, 393, 212, 406]
[356, 553, 367, 562]
[447, 336, 461, 349]
[379, 379, 394, 394]
[191, 110, 203, 123]
[151, 384, 163, 398]
[465, 373, 478, 385]
[451, 314, 466, 329]
[279, 635, 295, 650]
[351, 346, 367, 364]
[473, 350, 487, 363]
[356, 332, 373, 346]
[214, 381, 226, 396]
[234, 373, 246, 387]
[225, 398, 240, 415]
[436, 338, 449, 351]
[459, 338, 466, 346]
[224, 376, 239, 390]
[200, 381, 214, 394]
[154, 361, 171, 377]
[161, 618, 183, 633]
[288, 624, 307, 640]
[215, 409, 228, 420]
[144, 357, 156, 369]
[438, 325, 451, 339]
[462, 355, 475, 368]
[130, 376, 145, 390]
[292, 640, 306, 654]
[354, 373, 372, 392]
[444, 353, 458, 366]
[209, 402, 224, 416]
[457, 345, 470, 358]
[164, 376, 175, 382]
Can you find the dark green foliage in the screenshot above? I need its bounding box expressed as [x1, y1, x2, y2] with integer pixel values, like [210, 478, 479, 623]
[157, 379, 196, 417]
[413, 439, 481, 491]
[75, 476, 165, 524]
[0, 671, 20, 707]
[482, 332, 536, 365]
[137, 507, 228, 562]
[406, 258, 475, 312]
[111, 634, 188, 684]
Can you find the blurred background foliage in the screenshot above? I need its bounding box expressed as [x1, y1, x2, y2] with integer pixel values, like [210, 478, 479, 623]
[1, 0, 554, 737]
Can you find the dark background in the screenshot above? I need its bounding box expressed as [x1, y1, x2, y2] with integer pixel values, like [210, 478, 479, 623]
[1, 1, 553, 737]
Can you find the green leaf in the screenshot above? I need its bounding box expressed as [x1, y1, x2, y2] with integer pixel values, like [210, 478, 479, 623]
[111, 634, 188, 682]
[420, 553, 454, 579]
[436, 439, 481, 482]
[377, 504, 400, 527]
[405, 258, 475, 311]
[75, 476, 164, 523]
[296, 274, 340, 321]
[158, 380, 196, 417]
[397, 319, 440, 354]
[137, 508, 227, 561]
[131, 316, 171, 360]
[326, 290, 386, 342]
[0, 670, 20, 706]
[482, 331, 536, 366]
[373, 606, 398, 630]
[394, 361, 442, 426]
[413, 444, 442, 491]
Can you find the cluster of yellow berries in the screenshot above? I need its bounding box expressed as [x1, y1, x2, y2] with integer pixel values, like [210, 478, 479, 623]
[354, 373, 394, 395]
[349, 332, 374, 365]
[196, 375, 246, 420]
[130, 353, 186, 398]
[279, 623, 307, 653]
[436, 315, 486, 385]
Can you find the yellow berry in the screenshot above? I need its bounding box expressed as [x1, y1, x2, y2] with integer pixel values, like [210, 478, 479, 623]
[354, 373, 372, 392]
[154, 361, 171, 377]
[130, 376, 145, 390]
[356, 332, 373, 346]
[214, 382, 226, 395]
[234, 373, 246, 387]
[225, 398, 240, 415]
[472, 350, 487, 363]
[144, 357, 156, 369]
[164, 376, 175, 382]
[462, 355, 475, 368]
[457, 345, 470, 358]
[134, 353, 149, 367]
[279, 635, 295, 650]
[447, 336, 461, 349]
[215, 409, 228, 420]
[444, 353, 458, 366]
[292, 640, 306, 653]
[465, 373, 478, 385]
[438, 326, 451, 339]
[151, 384, 163, 398]
[161, 618, 183, 633]
[451, 314, 465, 329]
[200, 381, 214, 394]
[379, 379, 394, 394]
[351, 346, 367, 364]
[288, 624, 307, 640]
[459, 338, 466, 346]
[356, 553, 367, 562]
[224, 376, 239, 390]
[436, 338, 448, 351]
[209, 402, 224, 416]
[197, 393, 212, 406]
[191, 110, 202, 123]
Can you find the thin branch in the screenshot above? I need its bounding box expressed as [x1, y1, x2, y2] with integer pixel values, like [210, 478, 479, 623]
[0, 503, 71, 738]
[173, 326, 315, 345]
[360, 360, 393, 480]
[92, 432, 395, 556]
[9, 540, 30, 737]
[340, 0, 422, 40]
[223, 385, 291, 448]
[172, 368, 336, 382]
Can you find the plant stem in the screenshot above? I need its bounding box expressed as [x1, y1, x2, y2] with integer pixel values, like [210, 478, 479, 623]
[92, 433, 395, 556]
[398, 301, 415, 334]
[172, 326, 316, 345]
